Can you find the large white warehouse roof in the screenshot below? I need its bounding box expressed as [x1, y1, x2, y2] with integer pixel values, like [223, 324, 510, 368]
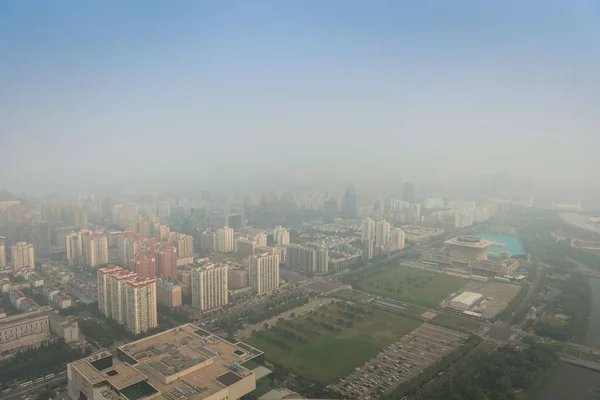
[451, 291, 483, 307]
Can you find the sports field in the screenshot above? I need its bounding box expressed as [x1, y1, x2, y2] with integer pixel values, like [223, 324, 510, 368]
[247, 301, 421, 383]
[354, 267, 466, 308]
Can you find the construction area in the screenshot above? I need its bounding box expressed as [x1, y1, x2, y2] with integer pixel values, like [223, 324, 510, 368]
[443, 280, 522, 320]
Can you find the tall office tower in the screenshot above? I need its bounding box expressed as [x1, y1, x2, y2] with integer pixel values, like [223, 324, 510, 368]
[272, 226, 290, 245]
[225, 213, 244, 229]
[97, 265, 123, 316]
[0, 237, 6, 268]
[11, 241, 35, 271]
[155, 242, 177, 277]
[168, 232, 194, 258]
[27, 221, 51, 259]
[362, 239, 374, 260]
[249, 253, 280, 295]
[341, 184, 357, 219]
[191, 263, 228, 311]
[361, 218, 376, 241]
[42, 203, 87, 227]
[132, 250, 157, 278]
[375, 219, 391, 246]
[119, 231, 144, 269]
[130, 216, 161, 240]
[65, 232, 83, 266]
[402, 182, 417, 203]
[215, 226, 234, 253]
[84, 233, 109, 267]
[109, 269, 137, 324]
[200, 231, 216, 252]
[125, 277, 157, 335]
[286, 244, 329, 275]
[391, 228, 406, 250]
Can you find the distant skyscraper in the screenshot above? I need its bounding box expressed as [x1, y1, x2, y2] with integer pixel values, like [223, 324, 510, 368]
[341, 185, 357, 219]
[11, 241, 35, 271]
[391, 228, 406, 250]
[65, 232, 84, 266]
[27, 221, 51, 259]
[402, 182, 416, 203]
[225, 213, 244, 229]
[324, 198, 339, 220]
[84, 233, 109, 267]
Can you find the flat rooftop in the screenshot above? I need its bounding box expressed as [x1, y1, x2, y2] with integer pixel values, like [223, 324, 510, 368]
[444, 236, 492, 249]
[70, 324, 263, 400]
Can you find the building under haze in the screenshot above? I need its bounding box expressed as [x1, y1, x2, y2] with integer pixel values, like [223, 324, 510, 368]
[65, 232, 84, 266]
[11, 241, 35, 272]
[361, 218, 376, 241]
[132, 250, 157, 278]
[341, 184, 357, 219]
[375, 219, 391, 246]
[191, 263, 228, 311]
[287, 244, 328, 275]
[83, 232, 109, 267]
[0, 237, 6, 268]
[215, 226, 234, 253]
[391, 228, 406, 250]
[27, 221, 51, 260]
[272, 226, 290, 245]
[249, 252, 280, 295]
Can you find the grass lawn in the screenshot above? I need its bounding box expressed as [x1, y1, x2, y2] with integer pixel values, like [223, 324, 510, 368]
[432, 312, 482, 331]
[564, 347, 581, 358]
[247, 302, 421, 384]
[542, 316, 568, 327]
[354, 267, 466, 308]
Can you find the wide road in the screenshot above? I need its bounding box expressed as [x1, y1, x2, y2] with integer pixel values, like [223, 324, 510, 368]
[0, 373, 67, 400]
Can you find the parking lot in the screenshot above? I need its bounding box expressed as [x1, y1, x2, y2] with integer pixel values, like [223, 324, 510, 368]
[329, 323, 469, 399]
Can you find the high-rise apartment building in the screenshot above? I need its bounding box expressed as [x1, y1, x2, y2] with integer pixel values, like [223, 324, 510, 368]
[130, 216, 161, 240]
[287, 244, 328, 275]
[155, 242, 177, 277]
[0, 237, 6, 268]
[41, 203, 87, 227]
[375, 219, 391, 246]
[191, 263, 228, 311]
[200, 231, 216, 252]
[118, 231, 145, 269]
[125, 277, 158, 335]
[97, 265, 157, 335]
[249, 253, 280, 295]
[272, 226, 290, 245]
[215, 226, 234, 253]
[65, 232, 84, 266]
[84, 233, 109, 267]
[132, 250, 157, 278]
[168, 232, 194, 266]
[228, 268, 249, 289]
[11, 241, 35, 271]
[236, 239, 255, 258]
[361, 218, 376, 241]
[27, 221, 51, 259]
[362, 239, 374, 260]
[391, 228, 406, 250]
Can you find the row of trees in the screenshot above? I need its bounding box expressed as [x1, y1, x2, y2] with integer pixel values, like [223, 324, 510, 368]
[245, 295, 310, 324]
[157, 303, 190, 323]
[0, 339, 89, 385]
[408, 343, 559, 400]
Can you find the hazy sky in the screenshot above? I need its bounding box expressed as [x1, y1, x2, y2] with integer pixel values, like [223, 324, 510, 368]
[1, 1, 599, 190]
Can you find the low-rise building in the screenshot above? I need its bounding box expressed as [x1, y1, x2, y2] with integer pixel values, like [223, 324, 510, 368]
[0, 311, 52, 354]
[49, 313, 79, 343]
[67, 324, 263, 400]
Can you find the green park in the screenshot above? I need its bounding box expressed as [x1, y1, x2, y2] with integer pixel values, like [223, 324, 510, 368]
[353, 267, 466, 308]
[247, 301, 421, 383]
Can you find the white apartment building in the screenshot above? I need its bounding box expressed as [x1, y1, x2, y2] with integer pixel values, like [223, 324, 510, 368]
[249, 253, 280, 295]
[11, 241, 35, 272]
[191, 263, 228, 311]
[273, 226, 290, 245]
[391, 228, 406, 250]
[375, 219, 391, 246]
[65, 232, 83, 266]
[215, 226, 234, 253]
[97, 265, 157, 335]
[361, 218, 376, 241]
[125, 277, 158, 335]
[0, 239, 6, 268]
[84, 233, 109, 267]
